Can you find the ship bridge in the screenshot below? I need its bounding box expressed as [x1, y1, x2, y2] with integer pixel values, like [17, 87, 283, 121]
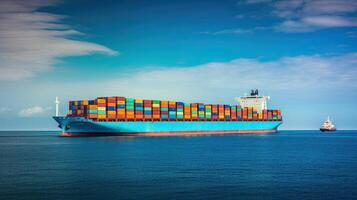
[235, 89, 269, 113]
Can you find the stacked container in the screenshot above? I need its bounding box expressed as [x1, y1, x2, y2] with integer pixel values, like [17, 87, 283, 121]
[169, 101, 176, 119]
[152, 100, 160, 119]
[237, 106, 242, 120]
[218, 105, 224, 120]
[211, 105, 218, 120]
[160, 101, 169, 119]
[191, 103, 198, 120]
[231, 106, 237, 120]
[116, 97, 126, 119]
[184, 103, 191, 120]
[143, 100, 152, 119]
[107, 97, 116, 120]
[176, 102, 184, 119]
[97, 98, 106, 119]
[205, 105, 212, 119]
[87, 100, 98, 119]
[125, 98, 135, 119]
[135, 99, 143, 119]
[224, 105, 231, 120]
[68, 96, 282, 122]
[198, 103, 205, 119]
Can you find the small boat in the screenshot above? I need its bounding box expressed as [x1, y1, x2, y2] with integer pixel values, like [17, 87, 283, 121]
[320, 116, 336, 132]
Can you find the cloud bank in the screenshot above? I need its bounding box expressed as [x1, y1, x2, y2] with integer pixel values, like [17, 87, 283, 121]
[0, 0, 117, 81]
[26, 53, 354, 103]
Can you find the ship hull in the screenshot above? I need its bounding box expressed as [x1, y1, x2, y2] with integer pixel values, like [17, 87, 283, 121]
[320, 128, 337, 132]
[54, 116, 282, 137]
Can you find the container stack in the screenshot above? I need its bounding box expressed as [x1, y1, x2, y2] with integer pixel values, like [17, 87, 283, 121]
[152, 100, 160, 119]
[237, 106, 242, 120]
[107, 97, 116, 120]
[191, 103, 198, 119]
[116, 97, 126, 119]
[169, 101, 176, 119]
[135, 99, 143, 119]
[97, 98, 106, 119]
[143, 100, 152, 119]
[252, 107, 258, 120]
[198, 103, 205, 119]
[160, 101, 169, 119]
[125, 98, 135, 119]
[87, 100, 97, 119]
[218, 105, 224, 120]
[67, 96, 282, 122]
[205, 105, 212, 119]
[243, 107, 248, 120]
[176, 102, 184, 119]
[224, 105, 231, 120]
[231, 106, 237, 120]
[211, 105, 218, 120]
[184, 103, 191, 119]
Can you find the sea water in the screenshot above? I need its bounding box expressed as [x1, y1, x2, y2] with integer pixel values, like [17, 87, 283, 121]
[1, 131, 356, 200]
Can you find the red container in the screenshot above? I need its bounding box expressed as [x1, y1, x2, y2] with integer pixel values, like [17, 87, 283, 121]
[117, 96, 125, 101]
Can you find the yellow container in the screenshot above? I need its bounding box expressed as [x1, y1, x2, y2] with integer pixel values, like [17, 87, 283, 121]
[135, 99, 143, 103]
[116, 100, 125, 104]
[97, 98, 106, 103]
[107, 111, 116, 115]
[82, 100, 88, 105]
[98, 114, 106, 119]
[107, 103, 116, 107]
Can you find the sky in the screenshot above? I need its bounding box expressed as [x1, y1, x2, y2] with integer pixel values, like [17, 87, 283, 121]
[0, 0, 357, 130]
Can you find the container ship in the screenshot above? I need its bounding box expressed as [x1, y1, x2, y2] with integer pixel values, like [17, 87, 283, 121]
[53, 90, 282, 136]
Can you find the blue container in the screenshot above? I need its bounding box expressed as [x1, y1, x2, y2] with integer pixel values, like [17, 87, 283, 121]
[107, 106, 116, 111]
[135, 107, 143, 111]
[169, 108, 176, 111]
[144, 111, 152, 115]
[117, 105, 125, 109]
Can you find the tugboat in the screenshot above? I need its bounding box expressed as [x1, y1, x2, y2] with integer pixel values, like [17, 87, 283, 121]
[320, 116, 336, 132]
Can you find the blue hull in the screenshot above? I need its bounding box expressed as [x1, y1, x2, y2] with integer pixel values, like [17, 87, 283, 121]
[53, 116, 282, 136]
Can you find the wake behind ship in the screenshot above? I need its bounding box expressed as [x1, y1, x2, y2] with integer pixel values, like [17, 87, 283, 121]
[53, 90, 283, 136]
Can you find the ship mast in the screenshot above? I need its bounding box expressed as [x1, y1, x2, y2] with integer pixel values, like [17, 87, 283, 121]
[55, 97, 60, 117]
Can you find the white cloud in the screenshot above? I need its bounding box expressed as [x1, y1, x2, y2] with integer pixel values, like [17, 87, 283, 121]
[18, 106, 52, 117]
[26, 53, 354, 103]
[0, 0, 118, 81]
[244, 0, 357, 32]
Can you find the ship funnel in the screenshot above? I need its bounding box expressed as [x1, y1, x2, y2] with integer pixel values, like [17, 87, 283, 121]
[55, 97, 60, 117]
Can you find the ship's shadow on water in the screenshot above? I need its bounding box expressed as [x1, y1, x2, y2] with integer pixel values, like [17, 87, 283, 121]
[0, 130, 357, 200]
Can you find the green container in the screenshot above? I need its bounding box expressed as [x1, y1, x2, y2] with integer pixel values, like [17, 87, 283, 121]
[160, 107, 168, 111]
[144, 107, 152, 111]
[87, 109, 98, 114]
[191, 110, 198, 114]
[152, 100, 160, 104]
[98, 110, 106, 115]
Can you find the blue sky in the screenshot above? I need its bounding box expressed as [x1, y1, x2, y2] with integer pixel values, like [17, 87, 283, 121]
[0, 0, 357, 130]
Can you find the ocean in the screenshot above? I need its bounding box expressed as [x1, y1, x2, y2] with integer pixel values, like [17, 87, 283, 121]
[1, 131, 356, 200]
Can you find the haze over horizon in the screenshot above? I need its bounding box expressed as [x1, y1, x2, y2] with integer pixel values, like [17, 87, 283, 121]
[0, 0, 357, 130]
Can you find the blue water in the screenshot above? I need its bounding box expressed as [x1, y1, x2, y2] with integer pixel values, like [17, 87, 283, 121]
[1, 131, 357, 200]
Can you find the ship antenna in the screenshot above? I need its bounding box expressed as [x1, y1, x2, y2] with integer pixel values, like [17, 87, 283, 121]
[55, 97, 60, 117]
